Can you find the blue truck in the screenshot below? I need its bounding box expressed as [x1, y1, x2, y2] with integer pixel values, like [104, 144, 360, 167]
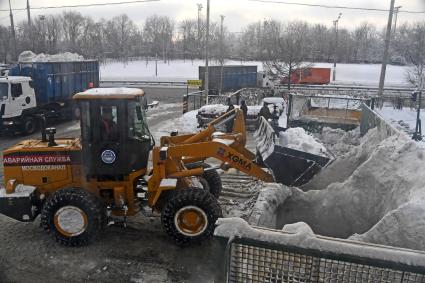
[0, 60, 99, 134]
[199, 65, 257, 94]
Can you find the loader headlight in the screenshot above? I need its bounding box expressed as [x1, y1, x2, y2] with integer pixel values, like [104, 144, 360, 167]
[3, 121, 14, 126]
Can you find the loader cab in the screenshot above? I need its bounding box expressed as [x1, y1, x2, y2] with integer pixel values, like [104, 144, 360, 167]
[73, 88, 153, 181]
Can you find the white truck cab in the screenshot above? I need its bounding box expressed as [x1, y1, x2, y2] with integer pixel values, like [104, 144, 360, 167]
[0, 76, 38, 134]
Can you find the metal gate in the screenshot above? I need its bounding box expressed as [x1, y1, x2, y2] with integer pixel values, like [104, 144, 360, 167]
[216, 222, 425, 283]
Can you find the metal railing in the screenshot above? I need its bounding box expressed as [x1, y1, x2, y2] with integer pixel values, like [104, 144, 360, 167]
[217, 224, 425, 283]
[277, 84, 415, 98]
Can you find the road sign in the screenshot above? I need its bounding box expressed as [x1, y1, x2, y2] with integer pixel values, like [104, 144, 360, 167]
[187, 80, 202, 87]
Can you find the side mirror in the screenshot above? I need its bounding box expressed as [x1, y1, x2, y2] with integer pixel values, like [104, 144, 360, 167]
[147, 101, 159, 110]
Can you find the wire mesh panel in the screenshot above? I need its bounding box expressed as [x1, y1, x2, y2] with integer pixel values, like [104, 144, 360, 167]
[228, 242, 425, 283]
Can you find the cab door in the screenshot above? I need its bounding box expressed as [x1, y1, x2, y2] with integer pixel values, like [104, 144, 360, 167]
[4, 82, 35, 119]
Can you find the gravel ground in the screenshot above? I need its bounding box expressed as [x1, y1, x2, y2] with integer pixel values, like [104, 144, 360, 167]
[0, 87, 231, 282]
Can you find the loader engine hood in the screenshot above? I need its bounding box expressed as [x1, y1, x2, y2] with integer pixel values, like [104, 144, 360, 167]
[3, 138, 82, 190]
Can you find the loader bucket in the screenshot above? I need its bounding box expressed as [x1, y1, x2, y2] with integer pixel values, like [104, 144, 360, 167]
[254, 118, 331, 186]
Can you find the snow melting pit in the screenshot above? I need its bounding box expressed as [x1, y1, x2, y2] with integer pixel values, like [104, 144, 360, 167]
[256, 126, 425, 251]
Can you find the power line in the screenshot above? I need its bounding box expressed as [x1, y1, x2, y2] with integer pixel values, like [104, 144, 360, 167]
[248, 0, 425, 14]
[0, 0, 160, 12]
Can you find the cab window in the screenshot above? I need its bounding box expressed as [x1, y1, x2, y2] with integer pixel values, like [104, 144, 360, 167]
[11, 83, 22, 98]
[128, 101, 150, 141]
[100, 105, 119, 141]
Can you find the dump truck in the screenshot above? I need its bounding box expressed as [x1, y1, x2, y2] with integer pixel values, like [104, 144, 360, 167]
[0, 88, 331, 247]
[1, 60, 99, 135]
[281, 67, 331, 85]
[199, 65, 258, 94]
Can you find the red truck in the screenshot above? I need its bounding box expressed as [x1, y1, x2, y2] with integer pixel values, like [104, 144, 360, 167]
[281, 67, 331, 85]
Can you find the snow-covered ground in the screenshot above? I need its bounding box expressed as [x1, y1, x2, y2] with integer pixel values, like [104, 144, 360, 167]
[375, 106, 424, 137]
[152, 110, 199, 141]
[100, 59, 412, 86]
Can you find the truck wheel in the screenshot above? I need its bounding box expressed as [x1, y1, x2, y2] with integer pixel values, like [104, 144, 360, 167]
[41, 188, 107, 247]
[22, 117, 36, 135]
[185, 163, 222, 198]
[161, 188, 222, 246]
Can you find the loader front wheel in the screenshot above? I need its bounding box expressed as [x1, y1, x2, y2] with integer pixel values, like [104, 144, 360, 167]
[185, 163, 222, 198]
[41, 188, 106, 247]
[161, 188, 222, 246]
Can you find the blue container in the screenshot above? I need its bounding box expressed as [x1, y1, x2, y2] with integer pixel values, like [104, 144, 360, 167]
[199, 65, 257, 92]
[10, 60, 99, 105]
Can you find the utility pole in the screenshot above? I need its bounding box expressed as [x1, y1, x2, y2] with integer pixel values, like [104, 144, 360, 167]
[378, 0, 395, 96]
[26, 0, 31, 26]
[332, 13, 342, 81]
[393, 6, 402, 38]
[8, 0, 17, 61]
[197, 3, 203, 59]
[205, 0, 210, 104]
[219, 15, 225, 94]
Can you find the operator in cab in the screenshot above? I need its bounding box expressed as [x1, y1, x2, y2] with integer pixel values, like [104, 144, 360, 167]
[101, 106, 118, 140]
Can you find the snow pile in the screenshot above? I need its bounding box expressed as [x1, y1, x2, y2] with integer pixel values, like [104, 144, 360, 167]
[278, 127, 328, 157]
[198, 104, 228, 116]
[313, 127, 360, 157]
[276, 126, 425, 251]
[19, 51, 85, 62]
[249, 183, 292, 228]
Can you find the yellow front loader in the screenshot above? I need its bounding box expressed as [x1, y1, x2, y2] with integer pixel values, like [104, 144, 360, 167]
[0, 88, 274, 246]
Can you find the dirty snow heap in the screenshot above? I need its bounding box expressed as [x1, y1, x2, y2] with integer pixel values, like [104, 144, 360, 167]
[18, 51, 85, 62]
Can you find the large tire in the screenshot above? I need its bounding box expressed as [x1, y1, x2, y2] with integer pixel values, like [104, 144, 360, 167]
[41, 188, 107, 247]
[21, 116, 36, 135]
[185, 163, 222, 198]
[161, 188, 222, 246]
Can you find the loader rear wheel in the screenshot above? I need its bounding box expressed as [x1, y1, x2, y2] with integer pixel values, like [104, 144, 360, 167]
[41, 188, 107, 247]
[161, 188, 222, 246]
[185, 163, 222, 198]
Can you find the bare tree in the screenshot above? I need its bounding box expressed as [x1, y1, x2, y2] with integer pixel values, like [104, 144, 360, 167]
[144, 15, 174, 62]
[0, 26, 10, 62]
[180, 20, 197, 60]
[61, 11, 84, 52]
[263, 21, 312, 89]
[404, 22, 425, 90]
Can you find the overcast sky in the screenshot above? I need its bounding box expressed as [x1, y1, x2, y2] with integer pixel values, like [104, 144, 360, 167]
[0, 0, 424, 32]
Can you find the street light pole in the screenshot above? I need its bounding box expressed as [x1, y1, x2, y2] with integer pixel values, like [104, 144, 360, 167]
[26, 0, 31, 26]
[8, 0, 17, 61]
[197, 3, 203, 59]
[332, 13, 342, 82]
[205, 0, 210, 104]
[219, 15, 225, 94]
